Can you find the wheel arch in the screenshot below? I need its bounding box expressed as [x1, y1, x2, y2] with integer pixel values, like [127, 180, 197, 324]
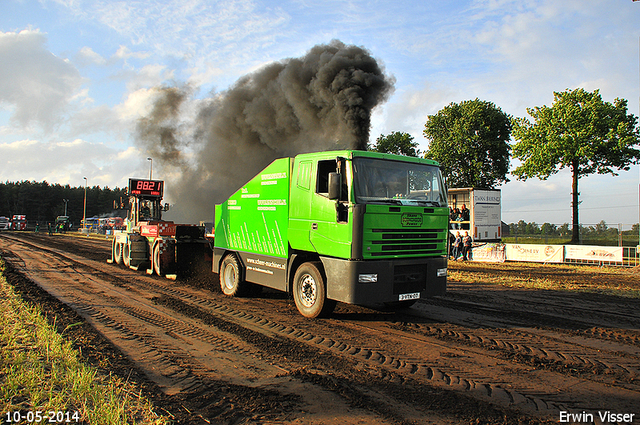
[287, 251, 323, 294]
[217, 250, 246, 282]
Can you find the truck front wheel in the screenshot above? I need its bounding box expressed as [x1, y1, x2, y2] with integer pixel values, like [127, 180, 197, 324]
[293, 262, 336, 318]
[220, 254, 246, 297]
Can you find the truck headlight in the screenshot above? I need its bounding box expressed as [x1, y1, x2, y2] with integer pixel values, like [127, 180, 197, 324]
[437, 268, 447, 277]
[358, 273, 378, 283]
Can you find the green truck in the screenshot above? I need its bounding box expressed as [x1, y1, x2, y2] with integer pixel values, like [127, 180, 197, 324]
[213, 150, 449, 318]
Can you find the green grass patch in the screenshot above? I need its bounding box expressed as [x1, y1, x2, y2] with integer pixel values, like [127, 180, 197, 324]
[0, 258, 170, 424]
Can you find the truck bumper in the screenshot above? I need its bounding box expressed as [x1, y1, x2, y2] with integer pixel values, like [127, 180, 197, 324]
[320, 256, 447, 306]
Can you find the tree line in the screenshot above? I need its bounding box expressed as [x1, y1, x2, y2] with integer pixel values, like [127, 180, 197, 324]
[0, 181, 126, 227]
[508, 220, 639, 237]
[369, 88, 640, 243]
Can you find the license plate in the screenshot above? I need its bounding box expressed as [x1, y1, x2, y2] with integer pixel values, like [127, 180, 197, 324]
[399, 292, 420, 301]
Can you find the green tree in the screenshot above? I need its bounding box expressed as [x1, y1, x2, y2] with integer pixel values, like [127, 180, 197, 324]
[369, 131, 420, 157]
[511, 88, 640, 244]
[423, 99, 511, 188]
[540, 222, 557, 235]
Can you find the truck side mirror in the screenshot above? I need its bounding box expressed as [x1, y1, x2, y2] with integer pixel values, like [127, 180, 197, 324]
[164, 203, 170, 211]
[328, 172, 341, 200]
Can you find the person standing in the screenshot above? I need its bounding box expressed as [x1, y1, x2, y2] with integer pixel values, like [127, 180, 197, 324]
[462, 231, 472, 261]
[452, 231, 462, 260]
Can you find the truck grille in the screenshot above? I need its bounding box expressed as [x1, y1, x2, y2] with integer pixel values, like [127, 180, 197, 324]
[393, 264, 427, 294]
[368, 228, 443, 257]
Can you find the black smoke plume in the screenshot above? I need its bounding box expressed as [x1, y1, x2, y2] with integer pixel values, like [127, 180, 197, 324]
[136, 40, 394, 223]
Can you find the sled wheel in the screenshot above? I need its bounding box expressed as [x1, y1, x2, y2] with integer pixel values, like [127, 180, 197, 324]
[293, 262, 335, 318]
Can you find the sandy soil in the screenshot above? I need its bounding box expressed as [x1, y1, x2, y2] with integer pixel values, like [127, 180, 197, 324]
[1, 232, 638, 425]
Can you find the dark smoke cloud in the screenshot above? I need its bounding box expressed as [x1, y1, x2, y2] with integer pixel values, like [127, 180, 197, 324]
[136, 40, 394, 223]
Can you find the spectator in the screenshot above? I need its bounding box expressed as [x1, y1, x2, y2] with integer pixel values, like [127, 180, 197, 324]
[460, 204, 470, 222]
[448, 232, 455, 257]
[452, 231, 462, 260]
[462, 231, 472, 261]
[454, 208, 463, 229]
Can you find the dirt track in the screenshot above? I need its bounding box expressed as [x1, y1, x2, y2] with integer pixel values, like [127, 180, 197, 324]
[1, 232, 639, 425]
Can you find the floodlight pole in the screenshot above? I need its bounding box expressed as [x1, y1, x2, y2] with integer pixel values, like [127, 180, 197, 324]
[83, 177, 87, 231]
[635, 0, 640, 249]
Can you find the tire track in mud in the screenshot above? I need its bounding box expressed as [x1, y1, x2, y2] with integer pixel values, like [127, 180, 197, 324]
[116, 270, 640, 419]
[2, 234, 527, 424]
[418, 293, 640, 333]
[3, 233, 640, 423]
[2, 236, 268, 394]
[381, 319, 640, 389]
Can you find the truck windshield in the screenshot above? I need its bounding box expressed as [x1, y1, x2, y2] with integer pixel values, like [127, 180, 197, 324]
[352, 157, 447, 207]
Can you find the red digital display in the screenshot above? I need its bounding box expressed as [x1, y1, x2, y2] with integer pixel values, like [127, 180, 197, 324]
[129, 179, 163, 197]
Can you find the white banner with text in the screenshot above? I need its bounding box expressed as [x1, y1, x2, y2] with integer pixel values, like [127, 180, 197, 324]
[505, 244, 564, 263]
[564, 245, 623, 263]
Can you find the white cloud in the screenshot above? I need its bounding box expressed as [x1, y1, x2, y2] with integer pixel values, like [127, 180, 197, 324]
[124, 64, 174, 91]
[115, 87, 159, 121]
[76, 46, 106, 66]
[0, 30, 83, 130]
[113, 45, 150, 61]
[1, 139, 39, 149]
[0, 135, 139, 188]
[55, 0, 291, 82]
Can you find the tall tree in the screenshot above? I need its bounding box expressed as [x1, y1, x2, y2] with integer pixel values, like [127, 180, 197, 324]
[369, 131, 420, 157]
[423, 99, 511, 188]
[511, 88, 640, 244]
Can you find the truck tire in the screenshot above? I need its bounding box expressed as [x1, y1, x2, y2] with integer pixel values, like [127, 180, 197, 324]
[123, 243, 131, 267]
[113, 240, 123, 265]
[220, 254, 247, 297]
[293, 262, 336, 318]
[153, 243, 164, 276]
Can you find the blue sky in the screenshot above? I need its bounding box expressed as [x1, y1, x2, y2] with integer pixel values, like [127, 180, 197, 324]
[1, 0, 640, 227]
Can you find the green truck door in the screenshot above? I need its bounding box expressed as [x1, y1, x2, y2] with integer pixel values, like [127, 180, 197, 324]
[308, 158, 351, 260]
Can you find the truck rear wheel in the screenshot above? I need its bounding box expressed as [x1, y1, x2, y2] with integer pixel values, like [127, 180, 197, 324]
[220, 254, 247, 297]
[293, 262, 336, 318]
[123, 243, 131, 267]
[113, 240, 123, 265]
[153, 243, 164, 276]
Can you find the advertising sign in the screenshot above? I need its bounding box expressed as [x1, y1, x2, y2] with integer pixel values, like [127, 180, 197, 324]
[216, 157, 289, 259]
[564, 245, 623, 263]
[505, 244, 564, 263]
[471, 243, 506, 263]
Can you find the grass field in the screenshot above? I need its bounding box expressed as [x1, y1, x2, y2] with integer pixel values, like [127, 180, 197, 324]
[448, 260, 640, 299]
[0, 258, 169, 425]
